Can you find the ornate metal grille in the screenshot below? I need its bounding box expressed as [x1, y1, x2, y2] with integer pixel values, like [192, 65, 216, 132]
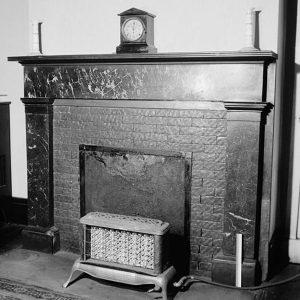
[80, 212, 170, 275]
[89, 226, 154, 269]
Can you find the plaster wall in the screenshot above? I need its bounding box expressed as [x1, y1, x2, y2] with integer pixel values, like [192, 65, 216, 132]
[0, 0, 28, 198]
[1, 0, 279, 198]
[289, 0, 300, 263]
[28, 0, 279, 55]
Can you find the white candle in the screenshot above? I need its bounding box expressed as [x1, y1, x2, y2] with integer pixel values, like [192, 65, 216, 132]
[31, 20, 42, 54]
[242, 8, 261, 51]
[245, 8, 254, 48]
[235, 233, 243, 287]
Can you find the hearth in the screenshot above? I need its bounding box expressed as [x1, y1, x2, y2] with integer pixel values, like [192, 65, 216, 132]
[9, 51, 277, 284]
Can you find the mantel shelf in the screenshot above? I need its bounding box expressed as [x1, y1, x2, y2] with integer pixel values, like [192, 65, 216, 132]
[8, 50, 277, 65]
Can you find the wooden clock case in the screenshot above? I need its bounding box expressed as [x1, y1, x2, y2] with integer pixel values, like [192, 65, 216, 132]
[116, 8, 157, 54]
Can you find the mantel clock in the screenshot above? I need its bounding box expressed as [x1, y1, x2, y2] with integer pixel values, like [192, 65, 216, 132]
[116, 8, 157, 54]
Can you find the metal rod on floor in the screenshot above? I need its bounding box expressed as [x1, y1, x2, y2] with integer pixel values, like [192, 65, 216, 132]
[235, 233, 243, 287]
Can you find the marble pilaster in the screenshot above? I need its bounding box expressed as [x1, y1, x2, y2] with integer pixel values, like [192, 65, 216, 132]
[212, 102, 273, 286]
[22, 97, 59, 253]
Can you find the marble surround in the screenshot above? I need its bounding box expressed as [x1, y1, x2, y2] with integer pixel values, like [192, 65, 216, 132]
[10, 51, 277, 282]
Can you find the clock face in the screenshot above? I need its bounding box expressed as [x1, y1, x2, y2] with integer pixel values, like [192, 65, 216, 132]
[122, 18, 144, 42]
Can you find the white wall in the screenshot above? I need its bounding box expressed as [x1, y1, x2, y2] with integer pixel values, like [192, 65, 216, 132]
[1, 0, 279, 197]
[289, 0, 300, 262]
[29, 0, 279, 55]
[0, 0, 29, 198]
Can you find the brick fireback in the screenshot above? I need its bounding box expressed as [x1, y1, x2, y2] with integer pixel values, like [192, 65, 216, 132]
[52, 100, 227, 277]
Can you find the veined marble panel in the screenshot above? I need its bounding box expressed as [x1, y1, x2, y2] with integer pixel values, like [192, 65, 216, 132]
[24, 63, 263, 101]
[223, 114, 261, 258]
[26, 107, 53, 228]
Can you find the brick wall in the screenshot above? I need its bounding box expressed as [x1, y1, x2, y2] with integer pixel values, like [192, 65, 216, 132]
[52, 100, 227, 277]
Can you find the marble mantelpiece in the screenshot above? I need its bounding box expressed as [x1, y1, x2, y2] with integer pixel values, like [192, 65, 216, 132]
[9, 51, 276, 103]
[9, 51, 277, 283]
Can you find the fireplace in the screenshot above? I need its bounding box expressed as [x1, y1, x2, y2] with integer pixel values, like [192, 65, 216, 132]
[80, 145, 191, 274]
[9, 51, 277, 284]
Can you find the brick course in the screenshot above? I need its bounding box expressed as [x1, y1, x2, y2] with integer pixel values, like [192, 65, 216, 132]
[53, 103, 227, 276]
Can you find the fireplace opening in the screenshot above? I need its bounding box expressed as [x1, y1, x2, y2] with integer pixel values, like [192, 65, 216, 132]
[79, 144, 192, 275]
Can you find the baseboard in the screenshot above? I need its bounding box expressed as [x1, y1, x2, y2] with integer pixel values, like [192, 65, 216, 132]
[289, 238, 300, 263]
[11, 197, 27, 225]
[268, 230, 289, 279]
[0, 196, 27, 225]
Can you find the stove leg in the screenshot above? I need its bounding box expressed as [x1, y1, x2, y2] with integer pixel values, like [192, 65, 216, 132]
[147, 284, 161, 293]
[160, 272, 170, 300]
[64, 258, 176, 300]
[63, 258, 82, 288]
